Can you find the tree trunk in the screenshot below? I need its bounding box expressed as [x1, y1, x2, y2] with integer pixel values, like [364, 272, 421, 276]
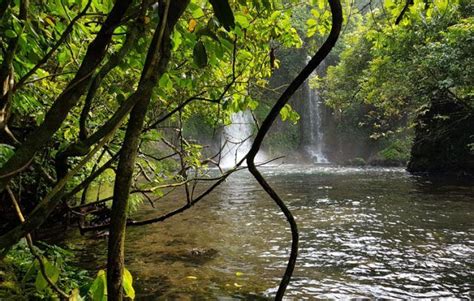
[106, 1, 189, 299]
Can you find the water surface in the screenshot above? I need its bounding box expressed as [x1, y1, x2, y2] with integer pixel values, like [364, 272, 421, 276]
[66, 165, 474, 300]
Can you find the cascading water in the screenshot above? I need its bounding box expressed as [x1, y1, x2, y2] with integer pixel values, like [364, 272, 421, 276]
[220, 110, 266, 168]
[305, 56, 329, 163]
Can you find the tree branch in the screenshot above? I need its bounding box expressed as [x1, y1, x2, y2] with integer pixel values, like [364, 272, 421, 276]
[7, 187, 69, 299]
[0, 0, 132, 192]
[395, 0, 414, 25]
[14, 0, 93, 90]
[78, 19, 142, 141]
[245, 0, 343, 299]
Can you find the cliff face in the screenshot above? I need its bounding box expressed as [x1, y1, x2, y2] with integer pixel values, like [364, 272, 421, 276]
[407, 98, 474, 175]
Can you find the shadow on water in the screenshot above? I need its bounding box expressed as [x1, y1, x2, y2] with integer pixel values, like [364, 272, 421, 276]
[60, 165, 473, 300]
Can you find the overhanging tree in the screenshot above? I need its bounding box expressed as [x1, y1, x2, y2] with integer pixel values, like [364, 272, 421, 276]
[0, 0, 343, 299]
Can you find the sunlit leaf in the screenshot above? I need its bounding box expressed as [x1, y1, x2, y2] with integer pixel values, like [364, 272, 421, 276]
[123, 268, 135, 299]
[188, 19, 198, 32]
[89, 270, 107, 301]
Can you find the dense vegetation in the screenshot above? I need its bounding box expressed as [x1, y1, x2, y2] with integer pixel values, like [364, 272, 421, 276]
[0, 0, 338, 299]
[319, 0, 473, 168]
[0, 0, 472, 299]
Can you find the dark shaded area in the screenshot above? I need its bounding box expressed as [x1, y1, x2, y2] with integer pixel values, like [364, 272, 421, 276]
[408, 98, 474, 176]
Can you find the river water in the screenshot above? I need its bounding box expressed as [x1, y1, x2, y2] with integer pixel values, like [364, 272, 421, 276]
[66, 165, 474, 300]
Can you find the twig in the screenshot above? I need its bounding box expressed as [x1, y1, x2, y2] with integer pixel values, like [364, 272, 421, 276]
[395, 0, 414, 25]
[7, 187, 69, 299]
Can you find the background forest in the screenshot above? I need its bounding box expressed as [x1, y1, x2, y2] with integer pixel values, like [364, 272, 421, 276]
[0, 0, 472, 299]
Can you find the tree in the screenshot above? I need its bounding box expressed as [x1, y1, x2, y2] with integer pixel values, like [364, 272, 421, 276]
[0, 0, 342, 299]
[320, 0, 473, 165]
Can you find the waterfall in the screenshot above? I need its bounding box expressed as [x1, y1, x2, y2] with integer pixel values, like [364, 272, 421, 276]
[220, 111, 266, 168]
[305, 56, 329, 163]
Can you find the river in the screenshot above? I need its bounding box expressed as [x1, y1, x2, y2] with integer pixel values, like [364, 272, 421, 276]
[64, 165, 474, 300]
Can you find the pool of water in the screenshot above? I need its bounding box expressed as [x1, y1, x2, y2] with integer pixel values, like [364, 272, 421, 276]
[64, 165, 474, 299]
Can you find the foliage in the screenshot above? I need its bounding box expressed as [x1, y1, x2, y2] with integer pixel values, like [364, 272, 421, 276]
[319, 0, 473, 161]
[88, 268, 135, 300]
[2, 240, 137, 300]
[0, 0, 320, 297]
[0, 0, 305, 214]
[2, 240, 91, 299]
[378, 139, 411, 162]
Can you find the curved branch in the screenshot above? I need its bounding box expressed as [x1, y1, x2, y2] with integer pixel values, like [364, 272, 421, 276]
[78, 157, 282, 232]
[246, 0, 343, 299]
[79, 164, 244, 232]
[79, 20, 141, 140]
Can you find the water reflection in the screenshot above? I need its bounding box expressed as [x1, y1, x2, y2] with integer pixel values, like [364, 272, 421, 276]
[67, 165, 474, 299]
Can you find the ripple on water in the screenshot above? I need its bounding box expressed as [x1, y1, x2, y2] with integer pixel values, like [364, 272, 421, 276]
[65, 165, 473, 299]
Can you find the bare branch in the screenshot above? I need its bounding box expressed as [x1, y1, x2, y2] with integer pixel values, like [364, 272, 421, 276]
[7, 187, 69, 299]
[395, 0, 414, 25]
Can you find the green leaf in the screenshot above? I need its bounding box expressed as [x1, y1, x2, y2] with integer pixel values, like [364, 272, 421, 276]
[58, 51, 68, 64]
[208, 0, 235, 31]
[235, 14, 250, 29]
[193, 40, 208, 68]
[159, 73, 173, 90]
[192, 7, 205, 19]
[172, 30, 182, 51]
[123, 268, 135, 299]
[89, 270, 107, 301]
[69, 288, 84, 301]
[4, 29, 17, 39]
[34, 259, 60, 292]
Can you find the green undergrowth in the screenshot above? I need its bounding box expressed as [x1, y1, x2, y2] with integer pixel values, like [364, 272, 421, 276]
[1, 240, 136, 300]
[1, 239, 91, 300]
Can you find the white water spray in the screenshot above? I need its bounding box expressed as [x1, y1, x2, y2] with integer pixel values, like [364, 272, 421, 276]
[220, 111, 266, 168]
[305, 56, 329, 163]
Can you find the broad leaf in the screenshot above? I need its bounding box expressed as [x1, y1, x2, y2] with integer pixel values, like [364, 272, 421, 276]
[123, 268, 135, 299]
[34, 259, 60, 292]
[193, 40, 208, 68]
[89, 270, 107, 301]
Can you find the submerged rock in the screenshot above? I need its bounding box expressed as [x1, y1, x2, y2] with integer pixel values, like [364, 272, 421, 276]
[160, 248, 219, 265]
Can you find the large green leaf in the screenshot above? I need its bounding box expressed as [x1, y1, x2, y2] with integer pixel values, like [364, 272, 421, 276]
[89, 270, 107, 301]
[193, 40, 208, 68]
[123, 268, 135, 299]
[208, 0, 235, 31]
[34, 259, 60, 292]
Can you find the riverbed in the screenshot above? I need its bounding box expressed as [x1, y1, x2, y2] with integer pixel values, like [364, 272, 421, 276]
[65, 165, 474, 300]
